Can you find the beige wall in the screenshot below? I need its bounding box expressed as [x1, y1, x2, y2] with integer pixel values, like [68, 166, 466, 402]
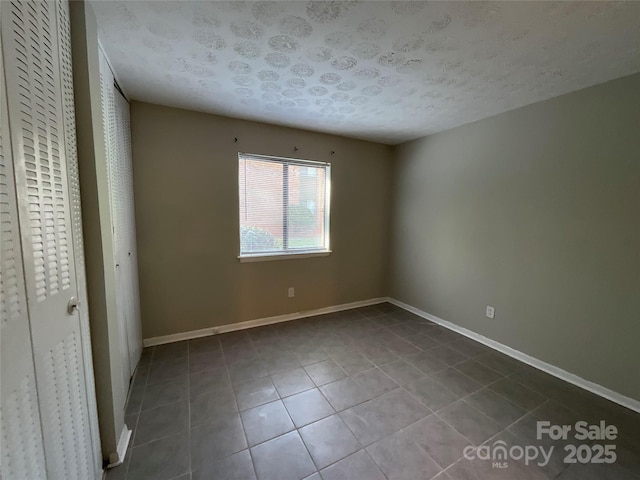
[130, 102, 393, 339]
[390, 73, 640, 402]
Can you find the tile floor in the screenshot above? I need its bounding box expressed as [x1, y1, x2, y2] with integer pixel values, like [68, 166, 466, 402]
[108, 303, 640, 480]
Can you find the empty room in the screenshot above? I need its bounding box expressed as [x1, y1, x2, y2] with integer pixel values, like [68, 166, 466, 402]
[1, 1, 639, 480]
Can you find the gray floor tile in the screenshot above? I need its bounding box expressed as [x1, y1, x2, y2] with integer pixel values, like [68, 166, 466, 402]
[465, 388, 527, 428]
[152, 342, 189, 365]
[448, 338, 490, 358]
[190, 413, 248, 471]
[380, 359, 427, 386]
[340, 388, 430, 446]
[261, 351, 301, 374]
[251, 431, 316, 480]
[453, 359, 504, 386]
[489, 378, 547, 411]
[224, 345, 258, 365]
[424, 327, 463, 344]
[190, 384, 238, 426]
[446, 453, 549, 480]
[220, 331, 252, 350]
[428, 345, 470, 365]
[241, 400, 295, 446]
[189, 349, 226, 374]
[116, 305, 640, 480]
[382, 335, 423, 355]
[299, 415, 361, 469]
[234, 376, 279, 411]
[304, 360, 346, 386]
[188, 335, 221, 355]
[401, 416, 470, 469]
[283, 388, 335, 428]
[131, 364, 150, 390]
[141, 377, 188, 411]
[147, 357, 189, 386]
[432, 368, 483, 397]
[125, 413, 139, 446]
[134, 401, 188, 446]
[127, 432, 189, 480]
[406, 333, 442, 350]
[555, 462, 640, 480]
[320, 450, 386, 480]
[320, 368, 397, 412]
[403, 351, 449, 375]
[357, 342, 399, 365]
[531, 399, 581, 427]
[330, 350, 374, 375]
[272, 368, 315, 397]
[474, 351, 523, 376]
[192, 449, 256, 480]
[405, 376, 461, 411]
[297, 348, 329, 366]
[190, 366, 231, 397]
[367, 427, 442, 480]
[437, 400, 503, 445]
[432, 472, 452, 480]
[126, 386, 145, 416]
[229, 357, 269, 385]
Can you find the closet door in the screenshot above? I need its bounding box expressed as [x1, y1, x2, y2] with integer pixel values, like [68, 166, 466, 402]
[99, 48, 132, 387]
[114, 90, 142, 371]
[0, 13, 47, 479]
[2, 1, 100, 479]
[99, 47, 142, 385]
[55, 0, 103, 473]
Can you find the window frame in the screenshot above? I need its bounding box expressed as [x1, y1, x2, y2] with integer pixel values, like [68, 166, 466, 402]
[237, 152, 332, 262]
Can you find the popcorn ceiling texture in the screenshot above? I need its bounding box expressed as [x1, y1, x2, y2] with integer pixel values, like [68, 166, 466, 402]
[93, 1, 640, 144]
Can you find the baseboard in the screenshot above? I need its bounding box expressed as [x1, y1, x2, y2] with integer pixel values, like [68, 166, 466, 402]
[387, 297, 640, 414]
[106, 424, 132, 469]
[143, 297, 387, 347]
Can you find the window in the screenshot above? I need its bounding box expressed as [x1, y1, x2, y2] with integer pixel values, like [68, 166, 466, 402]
[238, 153, 331, 260]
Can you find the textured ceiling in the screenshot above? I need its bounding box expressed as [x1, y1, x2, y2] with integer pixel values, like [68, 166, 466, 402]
[93, 1, 640, 144]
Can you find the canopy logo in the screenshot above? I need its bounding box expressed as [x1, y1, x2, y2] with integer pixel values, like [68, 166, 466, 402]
[463, 440, 554, 469]
[463, 421, 618, 469]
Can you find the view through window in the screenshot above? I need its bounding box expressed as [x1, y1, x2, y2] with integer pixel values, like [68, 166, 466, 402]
[238, 153, 330, 257]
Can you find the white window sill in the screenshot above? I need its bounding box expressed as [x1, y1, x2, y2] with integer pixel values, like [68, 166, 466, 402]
[238, 250, 332, 263]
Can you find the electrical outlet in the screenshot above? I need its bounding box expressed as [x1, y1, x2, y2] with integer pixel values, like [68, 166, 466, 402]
[288, 287, 295, 298]
[486, 305, 495, 319]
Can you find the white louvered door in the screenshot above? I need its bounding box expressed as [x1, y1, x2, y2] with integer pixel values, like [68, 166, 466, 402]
[99, 46, 142, 386]
[99, 47, 131, 388]
[0, 8, 47, 478]
[114, 90, 142, 372]
[1, 1, 101, 479]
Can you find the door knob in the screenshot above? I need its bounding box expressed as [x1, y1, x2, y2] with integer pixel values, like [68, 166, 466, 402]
[67, 297, 80, 315]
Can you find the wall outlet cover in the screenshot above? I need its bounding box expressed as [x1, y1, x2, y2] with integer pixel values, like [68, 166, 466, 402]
[486, 305, 495, 319]
[288, 287, 295, 298]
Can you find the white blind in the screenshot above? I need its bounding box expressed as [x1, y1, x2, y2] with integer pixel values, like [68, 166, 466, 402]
[239, 153, 330, 255]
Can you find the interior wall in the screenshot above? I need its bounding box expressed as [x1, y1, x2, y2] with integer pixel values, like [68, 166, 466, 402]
[390, 73, 640, 402]
[130, 102, 393, 339]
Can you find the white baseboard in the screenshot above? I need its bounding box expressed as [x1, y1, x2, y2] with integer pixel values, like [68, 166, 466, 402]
[143, 297, 387, 347]
[387, 297, 640, 414]
[106, 424, 132, 469]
